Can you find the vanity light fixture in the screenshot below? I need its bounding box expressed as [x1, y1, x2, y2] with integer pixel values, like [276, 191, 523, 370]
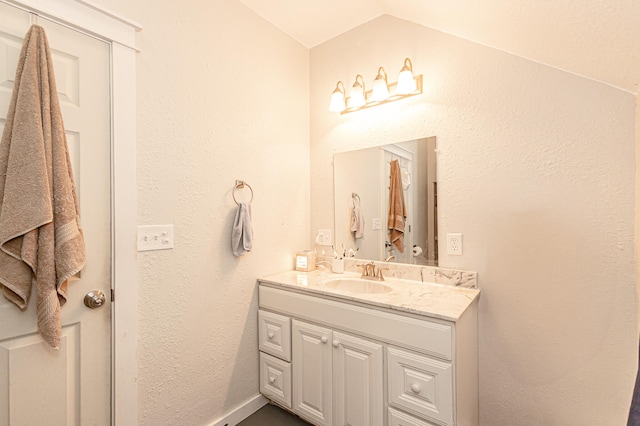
[328, 57, 423, 114]
[328, 81, 347, 113]
[347, 74, 366, 108]
[371, 67, 390, 102]
[397, 57, 417, 94]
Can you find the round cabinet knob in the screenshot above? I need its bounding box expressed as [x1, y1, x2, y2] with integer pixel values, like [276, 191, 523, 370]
[269, 376, 275, 383]
[84, 290, 106, 309]
[267, 332, 275, 339]
[332, 340, 340, 348]
[321, 336, 328, 344]
[411, 383, 422, 394]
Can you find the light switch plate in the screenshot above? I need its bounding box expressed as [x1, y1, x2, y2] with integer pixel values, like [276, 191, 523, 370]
[137, 225, 174, 251]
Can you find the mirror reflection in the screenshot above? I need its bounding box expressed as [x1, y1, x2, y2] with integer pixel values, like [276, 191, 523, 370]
[333, 137, 438, 266]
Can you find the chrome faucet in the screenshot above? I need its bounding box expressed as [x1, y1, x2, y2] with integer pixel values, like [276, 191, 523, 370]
[385, 255, 395, 262]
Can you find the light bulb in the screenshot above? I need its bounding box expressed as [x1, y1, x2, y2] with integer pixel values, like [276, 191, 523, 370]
[397, 58, 417, 95]
[371, 67, 390, 102]
[348, 75, 366, 108]
[328, 81, 346, 113]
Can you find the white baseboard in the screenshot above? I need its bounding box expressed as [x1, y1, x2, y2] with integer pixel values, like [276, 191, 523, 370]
[209, 394, 269, 426]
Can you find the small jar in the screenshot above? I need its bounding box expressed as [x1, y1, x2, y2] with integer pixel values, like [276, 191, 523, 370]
[331, 258, 344, 274]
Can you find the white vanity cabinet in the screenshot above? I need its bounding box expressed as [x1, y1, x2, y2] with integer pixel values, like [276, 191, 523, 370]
[292, 319, 384, 426]
[258, 278, 478, 426]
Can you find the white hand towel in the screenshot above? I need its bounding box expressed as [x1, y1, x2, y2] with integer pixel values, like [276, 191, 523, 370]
[232, 202, 253, 256]
[350, 197, 364, 239]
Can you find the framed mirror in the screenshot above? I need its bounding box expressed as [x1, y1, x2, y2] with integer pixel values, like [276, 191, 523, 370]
[333, 136, 437, 265]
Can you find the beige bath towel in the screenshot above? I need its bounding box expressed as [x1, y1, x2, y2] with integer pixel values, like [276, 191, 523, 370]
[0, 25, 86, 349]
[387, 159, 406, 252]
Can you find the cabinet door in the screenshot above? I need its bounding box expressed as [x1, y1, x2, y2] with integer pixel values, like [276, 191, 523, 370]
[333, 331, 384, 426]
[292, 320, 332, 425]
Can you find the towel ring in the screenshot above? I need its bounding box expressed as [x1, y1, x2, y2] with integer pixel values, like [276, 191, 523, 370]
[233, 180, 253, 205]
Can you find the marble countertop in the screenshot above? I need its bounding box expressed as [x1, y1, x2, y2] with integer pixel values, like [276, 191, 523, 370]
[258, 269, 480, 322]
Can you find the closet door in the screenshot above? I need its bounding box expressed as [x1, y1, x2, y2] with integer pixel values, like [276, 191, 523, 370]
[0, 4, 112, 425]
[383, 146, 414, 264]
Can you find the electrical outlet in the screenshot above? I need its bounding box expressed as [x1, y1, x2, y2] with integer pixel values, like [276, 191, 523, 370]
[447, 233, 463, 255]
[316, 229, 332, 245]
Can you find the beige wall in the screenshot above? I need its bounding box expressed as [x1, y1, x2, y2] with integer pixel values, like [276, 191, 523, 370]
[92, 0, 309, 423]
[310, 15, 636, 425]
[80, 2, 637, 423]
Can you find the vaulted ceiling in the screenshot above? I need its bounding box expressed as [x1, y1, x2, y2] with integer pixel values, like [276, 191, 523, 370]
[239, 0, 640, 94]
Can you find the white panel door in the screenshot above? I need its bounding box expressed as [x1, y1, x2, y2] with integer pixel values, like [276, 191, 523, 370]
[292, 320, 332, 426]
[332, 331, 384, 426]
[0, 4, 112, 425]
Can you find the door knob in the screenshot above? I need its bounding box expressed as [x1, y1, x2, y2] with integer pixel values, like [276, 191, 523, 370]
[84, 290, 106, 309]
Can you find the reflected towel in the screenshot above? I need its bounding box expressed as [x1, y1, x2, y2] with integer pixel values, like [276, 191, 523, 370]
[400, 162, 411, 190]
[350, 196, 364, 239]
[387, 159, 406, 252]
[232, 202, 253, 256]
[0, 25, 86, 349]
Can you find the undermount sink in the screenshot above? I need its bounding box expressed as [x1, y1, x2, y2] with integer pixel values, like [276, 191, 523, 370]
[323, 278, 393, 294]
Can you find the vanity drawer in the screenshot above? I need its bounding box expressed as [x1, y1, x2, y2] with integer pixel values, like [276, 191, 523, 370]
[259, 310, 291, 361]
[259, 352, 292, 409]
[388, 346, 453, 426]
[388, 407, 439, 426]
[259, 286, 452, 360]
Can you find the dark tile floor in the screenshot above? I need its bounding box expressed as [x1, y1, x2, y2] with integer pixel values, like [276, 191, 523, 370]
[238, 403, 311, 425]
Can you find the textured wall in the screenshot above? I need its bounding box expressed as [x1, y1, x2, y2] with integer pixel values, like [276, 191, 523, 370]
[93, 0, 309, 424]
[310, 15, 636, 425]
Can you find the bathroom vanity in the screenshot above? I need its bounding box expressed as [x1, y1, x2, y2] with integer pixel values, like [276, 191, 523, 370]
[257, 262, 480, 426]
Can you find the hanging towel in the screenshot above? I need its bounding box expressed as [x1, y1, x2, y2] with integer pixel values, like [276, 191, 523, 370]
[232, 202, 253, 256]
[0, 25, 86, 349]
[400, 160, 411, 190]
[387, 159, 406, 252]
[350, 195, 364, 239]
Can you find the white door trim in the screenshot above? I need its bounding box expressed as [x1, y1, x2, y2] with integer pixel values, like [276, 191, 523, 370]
[0, 1, 140, 424]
